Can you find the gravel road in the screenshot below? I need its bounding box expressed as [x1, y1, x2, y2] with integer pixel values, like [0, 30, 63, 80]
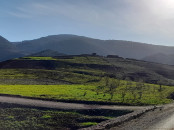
[149, 113, 174, 130]
[111, 103, 174, 130]
[0, 96, 145, 110]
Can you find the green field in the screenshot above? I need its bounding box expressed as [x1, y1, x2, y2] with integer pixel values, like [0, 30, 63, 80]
[18, 57, 58, 60]
[0, 83, 173, 105]
[20, 56, 110, 65]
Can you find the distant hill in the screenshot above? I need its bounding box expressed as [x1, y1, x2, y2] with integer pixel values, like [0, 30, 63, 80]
[142, 53, 174, 65]
[0, 36, 15, 50]
[0, 36, 24, 61]
[16, 34, 105, 56]
[1, 34, 174, 64]
[29, 49, 66, 57]
[16, 34, 174, 60]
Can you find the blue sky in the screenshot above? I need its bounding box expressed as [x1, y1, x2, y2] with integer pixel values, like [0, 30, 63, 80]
[1, 0, 174, 46]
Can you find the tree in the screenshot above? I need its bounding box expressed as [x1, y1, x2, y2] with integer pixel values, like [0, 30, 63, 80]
[157, 79, 168, 92]
[120, 86, 127, 102]
[157, 80, 163, 92]
[101, 77, 120, 100]
[102, 76, 110, 97]
[136, 82, 144, 100]
[83, 91, 87, 96]
[96, 85, 104, 95]
[108, 79, 120, 100]
[127, 82, 144, 102]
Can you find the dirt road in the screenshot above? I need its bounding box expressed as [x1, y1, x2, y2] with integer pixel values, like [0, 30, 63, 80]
[147, 111, 174, 130]
[111, 103, 174, 130]
[0, 96, 145, 110]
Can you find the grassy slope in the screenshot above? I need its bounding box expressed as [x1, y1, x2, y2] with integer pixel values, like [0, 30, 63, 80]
[0, 56, 174, 105]
[13, 56, 174, 85]
[0, 68, 103, 85]
[0, 83, 173, 105]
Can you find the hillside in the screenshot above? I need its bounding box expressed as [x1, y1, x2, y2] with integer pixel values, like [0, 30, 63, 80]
[0, 36, 24, 61]
[142, 53, 174, 65]
[1, 55, 174, 86]
[29, 49, 66, 57]
[1, 34, 174, 64]
[1, 54, 174, 107]
[15, 34, 174, 60]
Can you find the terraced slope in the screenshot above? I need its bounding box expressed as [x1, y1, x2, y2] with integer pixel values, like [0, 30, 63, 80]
[1, 55, 174, 85]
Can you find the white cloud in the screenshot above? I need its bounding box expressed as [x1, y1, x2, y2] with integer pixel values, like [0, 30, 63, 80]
[7, 11, 32, 19]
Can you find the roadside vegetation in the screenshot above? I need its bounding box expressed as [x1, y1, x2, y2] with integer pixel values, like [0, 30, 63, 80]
[0, 103, 131, 129]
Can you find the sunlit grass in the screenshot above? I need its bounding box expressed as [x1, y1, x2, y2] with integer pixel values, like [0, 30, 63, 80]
[0, 69, 37, 79]
[19, 57, 57, 60]
[18, 56, 110, 65]
[0, 83, 173, 105]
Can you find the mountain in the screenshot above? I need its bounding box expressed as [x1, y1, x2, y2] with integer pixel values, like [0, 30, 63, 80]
[142, 53, 174, 65]
[16, 34, 105, 56]
[0, 36, 24, 61]
[16, 34, 174, 60]
[2, 34, 174, 64]
[29, 49, 66, 57]
[0, 36, 14, 49]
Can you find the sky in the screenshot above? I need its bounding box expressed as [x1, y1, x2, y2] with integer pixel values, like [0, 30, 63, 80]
[1, 0, 174, 46]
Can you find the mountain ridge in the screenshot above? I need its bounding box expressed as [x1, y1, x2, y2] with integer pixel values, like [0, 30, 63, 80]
[15, 34, 174, 59]
[142, 53, 174, 65]
[0, 35, 24, 61]
[1, 34, 174, 64]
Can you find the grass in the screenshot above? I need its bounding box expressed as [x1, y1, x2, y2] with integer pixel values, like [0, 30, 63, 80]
[0, 83, 174, 105]
[0, 69, 37, 79]
[57, 56, 110, 65]
[19, 56, 110, 65]
[0, 103, 131, 129]
[0, 107, 92, 129]
[19, 57, 57, 60]
[80, 122, 98, 127]
[0, 68, 104, 85]
[9, 55, 174, 86]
